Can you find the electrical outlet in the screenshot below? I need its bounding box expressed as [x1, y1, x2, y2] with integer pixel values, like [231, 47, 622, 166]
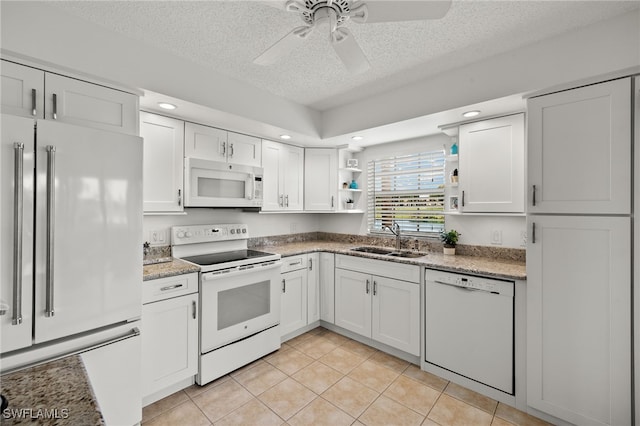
[520, 230, 528, 247]
[149, 229, 167, 244]
[290, 222, 297, 233]
[490, 229, 503, 245]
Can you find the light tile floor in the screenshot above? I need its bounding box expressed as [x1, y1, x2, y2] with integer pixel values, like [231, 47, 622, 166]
[142, 327, 553, 426]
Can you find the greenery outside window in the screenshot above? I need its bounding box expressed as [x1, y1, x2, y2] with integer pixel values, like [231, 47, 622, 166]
[367, 149, 445, 236]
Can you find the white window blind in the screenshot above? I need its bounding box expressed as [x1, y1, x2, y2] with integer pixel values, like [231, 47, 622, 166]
[368, 149, 445, 235]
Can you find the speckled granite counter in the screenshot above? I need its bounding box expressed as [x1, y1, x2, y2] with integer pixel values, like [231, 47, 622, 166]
[254, 241, 526, 281]
[143, 258, 200, 281]
[0, 355, 104, 425]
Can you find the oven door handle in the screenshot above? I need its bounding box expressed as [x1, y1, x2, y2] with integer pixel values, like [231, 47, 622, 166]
[201, 261, 282, 281]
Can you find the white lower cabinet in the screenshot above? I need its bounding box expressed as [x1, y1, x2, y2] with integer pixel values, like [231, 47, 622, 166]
[307, 253, 320, 323]
[319, 252, 335, 324]
[141, 273, 198, 404]
[334, 255, 420, 356]
[280, 255, 309, 336]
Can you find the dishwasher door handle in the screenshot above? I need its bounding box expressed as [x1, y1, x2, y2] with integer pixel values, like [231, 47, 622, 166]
[431, 280, 499, 295]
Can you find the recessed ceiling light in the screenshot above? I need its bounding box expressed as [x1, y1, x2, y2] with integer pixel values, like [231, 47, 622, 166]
[158, 102, 177, 110]
[280, 134, 291, 140]
[351, 135, 364, 141]
[462, 110, 480, 118]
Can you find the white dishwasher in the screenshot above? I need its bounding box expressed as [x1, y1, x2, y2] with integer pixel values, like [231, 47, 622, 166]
[425, 269, 514, 394]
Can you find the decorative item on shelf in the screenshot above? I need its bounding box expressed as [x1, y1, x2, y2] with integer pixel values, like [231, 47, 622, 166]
[451, 168, 458, 183]
[345, 198, 355, 210]
[349, 179, 358, 189]
[450, 140, 458, 155]
[342, 182, 348, 189]
[347, 159, 359, 168]
[440, 229, 461, 255]
[449, 196, 458, 211]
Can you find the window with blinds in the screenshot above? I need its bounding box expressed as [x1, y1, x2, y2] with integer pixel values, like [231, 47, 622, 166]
[367, 149, 445, 235]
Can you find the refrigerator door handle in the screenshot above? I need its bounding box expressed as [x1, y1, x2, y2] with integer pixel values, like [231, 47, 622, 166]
[45, 145, 56, 318]
[12, 143, 24, 325]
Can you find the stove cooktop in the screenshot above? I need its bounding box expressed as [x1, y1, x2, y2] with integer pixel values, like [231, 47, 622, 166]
[180, 249, 275, 267]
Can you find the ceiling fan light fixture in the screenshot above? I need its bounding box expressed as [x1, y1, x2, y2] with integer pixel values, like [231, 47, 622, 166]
[462, 110, 481, 118]
[158, 102, 177, 110]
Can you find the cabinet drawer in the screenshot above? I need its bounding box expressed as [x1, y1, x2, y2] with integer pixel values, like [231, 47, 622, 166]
[143, 273, 198, 304]
[335, 254, 420, 283]
[281, 254, 308, 273]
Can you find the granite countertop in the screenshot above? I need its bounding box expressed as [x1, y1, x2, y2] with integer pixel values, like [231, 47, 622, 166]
[257, 241, 526, 281]
[143, 258, 200, 281]
[0, 355, 104, 425]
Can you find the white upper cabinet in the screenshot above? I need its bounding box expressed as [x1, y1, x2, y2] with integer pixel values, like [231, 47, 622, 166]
[304, 148, 337, 211]
[1, 60, 44, 119]
[458, 113, 525, 213]
[45, 73, 138, 135]
[528, 78, 631, 214]
[261, 139, 304, 211]
[140, 112, 185, 213]
[185, 122, 261, 167]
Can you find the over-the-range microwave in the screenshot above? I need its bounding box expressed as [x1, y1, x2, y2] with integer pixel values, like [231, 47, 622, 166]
[184, 158, 263, 208]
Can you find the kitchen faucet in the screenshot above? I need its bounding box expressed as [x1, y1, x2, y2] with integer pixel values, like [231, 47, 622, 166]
[383, 222, 402, 251]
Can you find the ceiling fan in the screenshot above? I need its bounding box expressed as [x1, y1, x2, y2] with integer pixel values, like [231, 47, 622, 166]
[254, 0, 452, 74]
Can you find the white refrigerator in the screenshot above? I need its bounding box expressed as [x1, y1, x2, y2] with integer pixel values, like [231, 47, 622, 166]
[1, 114, 143, 425]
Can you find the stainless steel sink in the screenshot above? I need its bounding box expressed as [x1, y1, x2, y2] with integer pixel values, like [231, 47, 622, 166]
[351, 246, 395, 255]
[350, 247, 426, 258]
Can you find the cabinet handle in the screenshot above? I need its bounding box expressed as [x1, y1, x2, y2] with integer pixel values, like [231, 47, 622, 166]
[192, 300, 197, 319]
[366, 279, 370, 294]
[461, 190, 465, 207]
[282, 278, 286, 293]
[532, 222, 536, 244]
[160, 284, 183, 291]
[309, 259, 313, 271]
[221, 142, 226, 155]
[178, 189, 182, 206]
[45, 145, 56, 318]
[285, 195, 289, 207]
[229, 143, 234, 157]
[331, 196, 334, 208]
[289, 260, 302, 267]
[373, 281, 377, 296]
[532, 185, 537, 206]
[31, 89, 37, 116]
[279, 194, 284, 207]
[12, 143, 25, 325]
[52, 93, 58, 120]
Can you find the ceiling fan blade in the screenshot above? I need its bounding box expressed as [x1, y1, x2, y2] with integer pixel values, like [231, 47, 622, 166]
[254, 26, 313, 66]
[331, 27, 370, 74]
[351, 0, 452, 24]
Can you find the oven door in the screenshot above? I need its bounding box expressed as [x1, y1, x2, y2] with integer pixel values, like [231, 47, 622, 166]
[200, 261, 281, 353]
[184, 158, 262, 208]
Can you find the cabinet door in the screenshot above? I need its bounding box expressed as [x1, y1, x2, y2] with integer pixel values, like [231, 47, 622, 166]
[307, 253, 320, 324]
[184, 122, 227, 162]
[459, 113, 524, 213]
[527, 215, 631, 425]
[528, 78, 631, 214]
[45, 73, 138, 135]
[304, 148, 337, 211]
[1, 60, 44, 118]
[141, 112, 185, 212]
[319, 253, 335, 324]
[261, 139, 283, 211]
[141, 293, 198, 398]
[281, 269, 308, 336]
[228, 132, 261, 167]
[371, 276, 420, 356]
[283, 144, 304, 210]
[334, 269, 371, 338]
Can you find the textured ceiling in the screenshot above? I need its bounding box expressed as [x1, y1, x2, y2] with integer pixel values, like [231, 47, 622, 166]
[51, 0, 638, 112]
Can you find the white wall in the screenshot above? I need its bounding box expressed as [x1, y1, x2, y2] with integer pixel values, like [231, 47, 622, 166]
[143, 210, 321, 246]
[319, 133, 527, 249]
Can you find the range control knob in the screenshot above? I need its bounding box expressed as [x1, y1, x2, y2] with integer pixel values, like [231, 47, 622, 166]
[236, 228, 241, 234]
[230, 229, 236, 234]
[242, 229, 247, 234]
[177, 231, 185, 238]
[186, 231, 193, 238]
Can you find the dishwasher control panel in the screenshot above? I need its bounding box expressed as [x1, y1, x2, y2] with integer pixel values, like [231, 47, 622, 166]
[426, 269, 514, 296]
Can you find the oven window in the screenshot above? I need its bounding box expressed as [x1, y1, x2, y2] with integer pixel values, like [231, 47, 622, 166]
[218, 281, 270, 330]
[198, 177, 245, 199]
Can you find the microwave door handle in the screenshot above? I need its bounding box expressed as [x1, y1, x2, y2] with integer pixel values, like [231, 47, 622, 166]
[247, 173, 254, 200]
